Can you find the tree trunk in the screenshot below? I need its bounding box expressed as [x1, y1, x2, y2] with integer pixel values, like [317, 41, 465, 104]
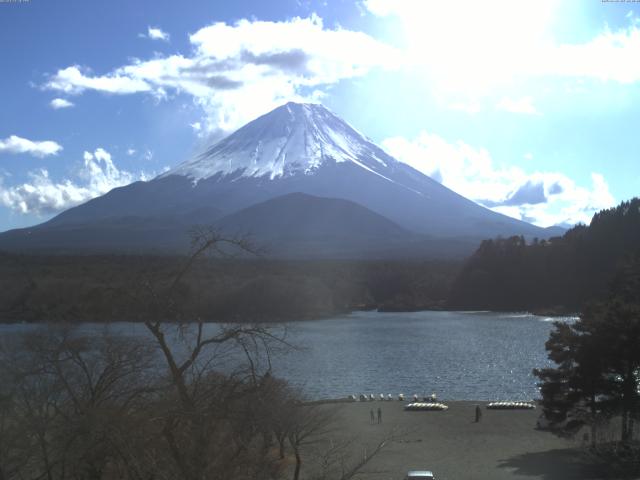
[621, 409, 629, 444]
[621, 363, 637, 444]
[623, 414, 635, 443]
[293, 447, 302, 480]
[38, 434, 54, 480]
[590, 394, 597, 448]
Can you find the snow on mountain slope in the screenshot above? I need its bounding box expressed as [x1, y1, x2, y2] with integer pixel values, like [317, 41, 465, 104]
[0, 101, 553, 255]
[152, 101, 545, 238]
[164, 102, 396, 182]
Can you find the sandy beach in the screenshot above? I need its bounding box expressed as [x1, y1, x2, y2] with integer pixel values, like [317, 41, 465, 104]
[305, 400, 606, 480]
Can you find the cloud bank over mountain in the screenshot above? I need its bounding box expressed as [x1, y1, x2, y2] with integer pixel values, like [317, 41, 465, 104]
[43, 15, 401, 134]
[0, 148, 151, 215]
[382, 132, 615, 227]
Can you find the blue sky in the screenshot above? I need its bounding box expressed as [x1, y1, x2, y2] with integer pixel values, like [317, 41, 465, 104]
[0, 0, 638, 230]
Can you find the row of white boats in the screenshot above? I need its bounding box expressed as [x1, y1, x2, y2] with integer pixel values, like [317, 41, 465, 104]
[486, 401, 536, 409]
[404, 402, 449, 411]
[346, 395, 536, 411]
[348, 394, 438, 402]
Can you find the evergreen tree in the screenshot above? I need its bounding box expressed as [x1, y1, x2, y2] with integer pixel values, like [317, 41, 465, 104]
[450, 197, 640, 312]
[534, 255, 640, 446]
[534, 316, 607, 446]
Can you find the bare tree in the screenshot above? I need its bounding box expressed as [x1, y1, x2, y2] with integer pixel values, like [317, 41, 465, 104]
[307, 435, 355, 480]
[286, 404, 339, 480]
[0, 327, 158, 480]
[2, 228, 401, 480]
[134, 228, 292, 480]
[337, 427, 409, 480]
[0, 354, 33, 480]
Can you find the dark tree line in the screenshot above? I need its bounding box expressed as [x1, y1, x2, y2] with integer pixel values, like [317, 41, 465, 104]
[0, 252, 460, 323]
[449, 198, 640, 312]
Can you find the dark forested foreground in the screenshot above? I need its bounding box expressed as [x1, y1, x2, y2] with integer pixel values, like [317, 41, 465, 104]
[449, 198, 640, 313]
[0, 250, 459, 323]
[0, 322, 385, 480]
[0, 232, 401, 480]
[533, 253, 640, 475]
[2, 204, 640, 478]
[3, 198, 640, 324]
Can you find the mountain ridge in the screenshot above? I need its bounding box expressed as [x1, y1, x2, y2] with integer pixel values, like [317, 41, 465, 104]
[0, 102, 556, 257]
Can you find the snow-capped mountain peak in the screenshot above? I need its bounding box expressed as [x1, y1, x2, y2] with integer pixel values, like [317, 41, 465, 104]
[165, 102, 394, 181]
[1, 101, 551, 255]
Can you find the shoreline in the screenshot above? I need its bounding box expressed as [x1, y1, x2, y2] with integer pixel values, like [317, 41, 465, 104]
[0, 308, 580, 325]
[304, 397, 541, 406]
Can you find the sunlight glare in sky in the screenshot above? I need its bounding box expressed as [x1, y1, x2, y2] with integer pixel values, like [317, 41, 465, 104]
[367, 0, 558, 94]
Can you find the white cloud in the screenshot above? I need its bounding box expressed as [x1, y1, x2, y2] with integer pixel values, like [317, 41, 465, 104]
[126, 148, 136, 156]
[38, 5, 640, 133]
[43, 15, 400, 132]
[0, 135, 62, 158]
[146, 26, 170, 42]
[80, 148, 138, 194]
[382, 131, 616, 227]
[496, 96, 540, 115]
[547, 24, 640, 84]
[189, 121, 205, 138]
[49, 98, 75, 109]
[0, 170, 92, 215]
[364, 0, 640, 95]
[0, 148, 148, 215]
[45, 65, 151, 95]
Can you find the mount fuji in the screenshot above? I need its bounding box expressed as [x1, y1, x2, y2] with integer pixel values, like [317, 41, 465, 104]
[0, 102, 556, 257]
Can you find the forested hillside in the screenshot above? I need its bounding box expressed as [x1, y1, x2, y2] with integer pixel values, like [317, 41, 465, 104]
[449, 198, 640, 312]
[0, 254, 459, 323]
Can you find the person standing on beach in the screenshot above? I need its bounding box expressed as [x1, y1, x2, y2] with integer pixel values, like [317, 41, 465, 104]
[370, 409, 375, 425]
[377, 407, 382, 424]
[475, 404, 482, 423]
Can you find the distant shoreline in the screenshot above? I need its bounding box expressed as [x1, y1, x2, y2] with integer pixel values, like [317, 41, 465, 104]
[0, 308, 580, 325]
[0, 307, 580, 325]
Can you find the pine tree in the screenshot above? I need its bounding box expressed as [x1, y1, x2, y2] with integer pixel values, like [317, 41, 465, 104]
[534, 316, 607, 446]
[535, 253, 640, 446]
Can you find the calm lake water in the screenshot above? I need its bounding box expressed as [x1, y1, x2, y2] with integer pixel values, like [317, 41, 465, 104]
[0, 311, 575, 401]
[273, 310, 573, 401]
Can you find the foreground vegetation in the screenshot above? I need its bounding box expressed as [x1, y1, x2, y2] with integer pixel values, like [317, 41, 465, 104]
[2, 198, 639, 478]
[449, 198, 640, 313]
[534, 253, 640, 473]
[6, 199, 640, 324]
[0, 322, 366, 480]
[0, 232, 396, 480]
[0, 249, 459, 323]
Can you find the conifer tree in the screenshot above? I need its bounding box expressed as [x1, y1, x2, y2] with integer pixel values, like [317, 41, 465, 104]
[535, 253, 640, 446]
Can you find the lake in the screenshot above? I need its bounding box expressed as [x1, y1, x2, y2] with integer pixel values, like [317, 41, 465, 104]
[272, 310, 573, 401]
[0, 310, 575, 401]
